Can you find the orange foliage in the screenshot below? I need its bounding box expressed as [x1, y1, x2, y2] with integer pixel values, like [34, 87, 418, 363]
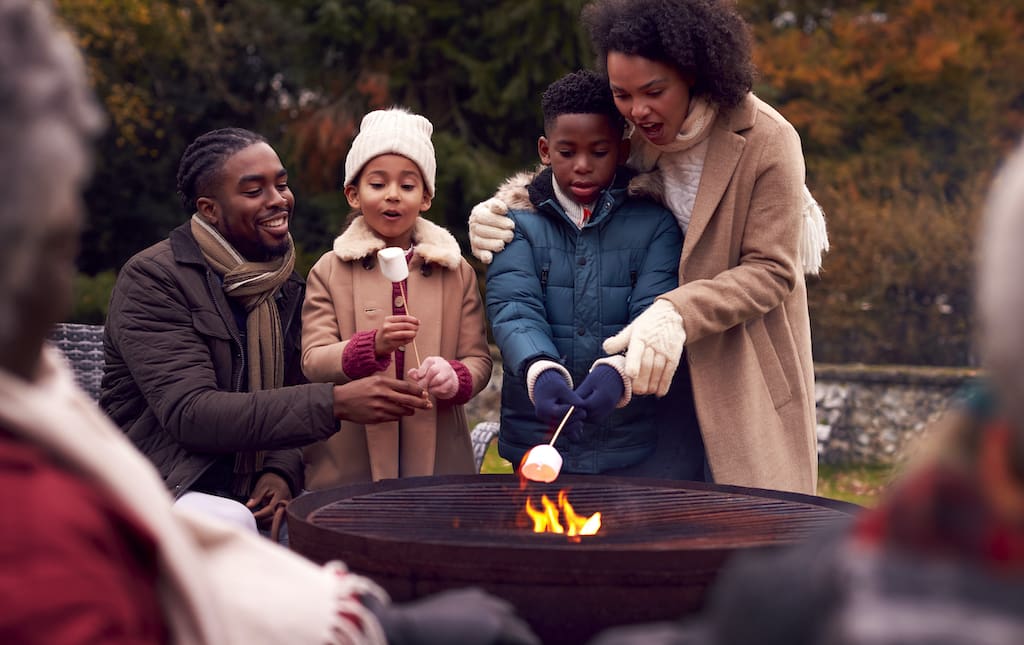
[286, 70, 393, 193]
[746, 0, 1023, 364]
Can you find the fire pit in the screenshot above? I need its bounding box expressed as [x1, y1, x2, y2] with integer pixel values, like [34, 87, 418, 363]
[289, 474, 857, 644]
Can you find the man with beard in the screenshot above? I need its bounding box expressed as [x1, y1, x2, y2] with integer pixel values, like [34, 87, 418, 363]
[101, 128, 433, 531]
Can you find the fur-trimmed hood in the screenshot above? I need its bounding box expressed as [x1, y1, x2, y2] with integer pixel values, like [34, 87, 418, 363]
[494, 166, 544, 211]
[331, 216, 463, 271]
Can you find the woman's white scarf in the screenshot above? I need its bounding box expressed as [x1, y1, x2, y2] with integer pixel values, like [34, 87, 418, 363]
[627, 95, 829, 275]
[0, 347, 386, 644]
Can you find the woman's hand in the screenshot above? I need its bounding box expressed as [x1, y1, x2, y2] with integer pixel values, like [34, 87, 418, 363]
[375, 315, 420, 357]
[468, 197, 515, 264]
[602, 300, 685, 397]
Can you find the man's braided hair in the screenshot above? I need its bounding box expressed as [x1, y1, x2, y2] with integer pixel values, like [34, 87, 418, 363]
[176, 128, 266, 214]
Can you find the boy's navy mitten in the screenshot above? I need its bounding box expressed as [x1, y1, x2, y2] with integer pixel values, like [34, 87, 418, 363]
[532, 369, 584, 424]
[575, 364, 625, 424]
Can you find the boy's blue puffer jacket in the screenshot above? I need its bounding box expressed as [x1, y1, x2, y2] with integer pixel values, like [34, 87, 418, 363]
[486, 167, 682, 473]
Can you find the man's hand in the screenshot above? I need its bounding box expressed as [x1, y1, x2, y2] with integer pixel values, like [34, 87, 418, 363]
[246, 471, 291, 522]
[468, 197, 515, 264]
[408, 356, 460, 400]
[375, 315, 420, 357]
[602, 300, 685, 397]
[333, 374, 431, 424]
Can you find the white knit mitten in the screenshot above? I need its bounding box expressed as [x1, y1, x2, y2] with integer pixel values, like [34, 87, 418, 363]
[408, 356, 459, 400]
[468, 197, 514, 264]
[602, 299, 685, 397]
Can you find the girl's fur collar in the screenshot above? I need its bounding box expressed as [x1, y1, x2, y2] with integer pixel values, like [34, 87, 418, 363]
[332, 216, 463, 270]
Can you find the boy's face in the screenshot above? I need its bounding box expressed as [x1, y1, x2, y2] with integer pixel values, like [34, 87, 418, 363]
[539, 113, 627, 205]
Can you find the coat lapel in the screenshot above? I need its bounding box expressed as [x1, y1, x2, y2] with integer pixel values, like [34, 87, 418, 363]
[681, 124, 746, 265]
[407, 258, 443, 369]
[402, 256, 441, 475]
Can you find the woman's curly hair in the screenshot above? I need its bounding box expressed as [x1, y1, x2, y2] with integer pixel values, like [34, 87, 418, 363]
[582, 0, 755, 109]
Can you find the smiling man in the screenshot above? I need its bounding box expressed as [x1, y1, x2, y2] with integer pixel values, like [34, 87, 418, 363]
[101, 128, 432, 532]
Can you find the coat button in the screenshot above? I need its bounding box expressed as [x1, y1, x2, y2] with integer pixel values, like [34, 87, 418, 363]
[577, 257, 586, 266]
[577, 327, 585, 336]
[394, 295, 405, 308]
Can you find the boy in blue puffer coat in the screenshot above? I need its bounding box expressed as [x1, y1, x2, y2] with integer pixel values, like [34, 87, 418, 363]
[487, 70, 700, 477]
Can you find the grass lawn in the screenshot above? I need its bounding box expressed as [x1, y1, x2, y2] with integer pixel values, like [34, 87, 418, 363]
[817, 463, 898, 507]
[481, 441, 514, 475]
[480, 441, 897, 507]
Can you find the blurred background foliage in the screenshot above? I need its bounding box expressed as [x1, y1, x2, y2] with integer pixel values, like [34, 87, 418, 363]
[57, 0, 1024, 365]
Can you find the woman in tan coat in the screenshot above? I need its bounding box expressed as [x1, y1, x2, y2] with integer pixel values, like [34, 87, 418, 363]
[469, 0, 820, 494]
[302, 108, 492, 488]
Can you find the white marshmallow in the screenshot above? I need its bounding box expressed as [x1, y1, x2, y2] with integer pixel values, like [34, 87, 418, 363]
[378, 247, 409, 283]
[521, 444, 563, 483]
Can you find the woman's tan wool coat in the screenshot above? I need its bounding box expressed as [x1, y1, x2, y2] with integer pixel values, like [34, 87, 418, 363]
[301, 216, 492, 488]
[636, 93, 818, 494]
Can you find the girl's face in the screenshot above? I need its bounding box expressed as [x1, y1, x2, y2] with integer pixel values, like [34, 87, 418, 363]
[606, 52, 693, 146]
[345, 154, 431, 248]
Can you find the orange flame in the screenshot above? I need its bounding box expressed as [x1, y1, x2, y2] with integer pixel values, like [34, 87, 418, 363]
[524, 490, 601, 537]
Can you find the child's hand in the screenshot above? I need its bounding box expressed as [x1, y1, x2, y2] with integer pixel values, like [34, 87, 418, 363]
[375, 315, 419, 357]
[408, 356, 459, 400]
[575, 364, 625, 424]
[532, 369, 584, 425]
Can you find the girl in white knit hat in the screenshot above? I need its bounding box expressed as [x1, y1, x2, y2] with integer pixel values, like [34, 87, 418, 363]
[300, 107, 493, 488]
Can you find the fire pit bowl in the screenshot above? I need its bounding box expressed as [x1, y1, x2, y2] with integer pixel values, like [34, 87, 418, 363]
[289, 474, 857, 644]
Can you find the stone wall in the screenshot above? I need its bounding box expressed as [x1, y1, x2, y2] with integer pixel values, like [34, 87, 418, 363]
[814, 363, 979, 466]
[464, 348, 981, 466]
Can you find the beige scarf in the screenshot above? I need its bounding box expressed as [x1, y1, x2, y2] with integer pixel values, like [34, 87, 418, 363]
[628, 95, 718, 172]
[190, 213, 295, 496]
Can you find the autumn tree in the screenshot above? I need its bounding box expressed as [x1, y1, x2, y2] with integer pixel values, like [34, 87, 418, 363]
[56, 0, 306, 273]
[743, 0, 1024, 364]
[57, 0, 1024, 364]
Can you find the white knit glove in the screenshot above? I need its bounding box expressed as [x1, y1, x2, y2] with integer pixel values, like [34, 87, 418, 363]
[601, 299, 685, 397]
[468, 197, 515, 264]
[408, 356, 460, 400]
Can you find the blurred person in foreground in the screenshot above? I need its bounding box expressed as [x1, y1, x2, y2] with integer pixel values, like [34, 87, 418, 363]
[0, 2, 538, 644]
[590, 141, 1024, 644]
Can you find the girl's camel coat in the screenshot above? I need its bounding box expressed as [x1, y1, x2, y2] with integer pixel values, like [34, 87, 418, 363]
[638, 93, 818, 494]
[301, 217, 492, 488]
